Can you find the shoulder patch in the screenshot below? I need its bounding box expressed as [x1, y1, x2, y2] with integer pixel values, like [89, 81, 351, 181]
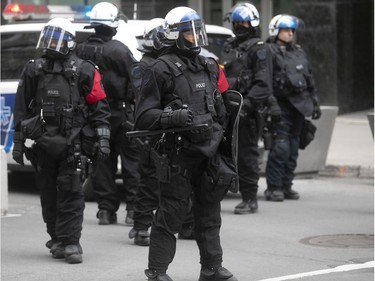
[257, 41, 264, 45]
[256, 48, 267, 60]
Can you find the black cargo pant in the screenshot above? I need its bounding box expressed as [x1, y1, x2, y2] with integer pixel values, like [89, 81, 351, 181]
[133, 137, 194, 232]
[91, 108, 140, 213]
[35, 146, 85, 245]
[266, 102, 304, 190]
[148, 149, 223, 273]
[237, 111, 262, 201]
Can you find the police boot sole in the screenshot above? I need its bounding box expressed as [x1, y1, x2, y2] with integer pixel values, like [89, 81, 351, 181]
[65, 254, 82, 264]
[135, 237, 150, 246]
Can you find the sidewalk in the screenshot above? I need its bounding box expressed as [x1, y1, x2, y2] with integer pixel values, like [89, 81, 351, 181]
[321, 109, 374, 178]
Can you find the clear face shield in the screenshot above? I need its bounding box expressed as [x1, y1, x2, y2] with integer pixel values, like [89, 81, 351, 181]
[277, 15, 305, 30]
[36, 25, 75, 55]
[176, 19, 208, 49]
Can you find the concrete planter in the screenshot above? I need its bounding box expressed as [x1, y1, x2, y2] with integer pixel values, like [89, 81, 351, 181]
[260, 106, 339, 175]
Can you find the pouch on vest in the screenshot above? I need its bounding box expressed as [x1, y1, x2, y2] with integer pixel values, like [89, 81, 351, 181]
[200, 153, 237, 203]
[299, 119, 316, 149]
[21, 115, 42, 140]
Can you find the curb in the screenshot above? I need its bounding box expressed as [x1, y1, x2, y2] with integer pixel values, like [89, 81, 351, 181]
[319, 165, 374, 179]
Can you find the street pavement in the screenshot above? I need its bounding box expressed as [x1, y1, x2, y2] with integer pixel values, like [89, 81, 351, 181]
[1, 109, 374, 281]
[1, 176, 374, 281]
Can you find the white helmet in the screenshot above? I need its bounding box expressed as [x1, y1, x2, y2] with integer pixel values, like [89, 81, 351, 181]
[143, 18, 165, 48]
[36, 17, 76, 55]
[164, 6, 208, 50]
[229, 3, 260, 27]
[268, 14, 305, 36]
[88, 2, 119, 28]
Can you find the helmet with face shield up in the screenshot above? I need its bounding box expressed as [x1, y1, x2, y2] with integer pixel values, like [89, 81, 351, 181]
[142, 18, 165, 51]
[268, 14, 305, 37]
[36, 17, 76, 56]
[164, 6, 208, 50]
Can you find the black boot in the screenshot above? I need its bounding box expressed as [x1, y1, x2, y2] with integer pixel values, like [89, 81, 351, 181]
[199, 267, 238, 281]
[234, 199, 258, 214]
[64, 244, 83, 264]
[129, 228, 150, 246]
[264, 189, 284, 201]
[283, 188, 300, 200]
[144, 269, 173, 281]
[97, 209, 117, 225]
[50, 241, 65, 259]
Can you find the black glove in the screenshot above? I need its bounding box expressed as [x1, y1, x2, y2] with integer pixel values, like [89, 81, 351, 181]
[160, 106, 194, 129]
[12, 132, 24, 166]
[95, 127, 111, 161]
[268, 96, 282, 124]
[312, 102, 322, 120]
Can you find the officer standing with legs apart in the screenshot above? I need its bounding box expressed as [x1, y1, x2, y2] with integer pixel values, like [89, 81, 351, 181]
[12, 18, 111, 263]
[129, 18, 195, 246]
[134, 7, 238, 281]
[265, 15, 321, 201]
[221, 3, 280, 214]
[75, 2, 140, 225]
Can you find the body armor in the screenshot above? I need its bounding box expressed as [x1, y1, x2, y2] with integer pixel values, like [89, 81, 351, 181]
[269, 43, 316, 116]
[221, 38, 261, 94]
[158, 54, 225, 158]
[33, 56, 89, 156]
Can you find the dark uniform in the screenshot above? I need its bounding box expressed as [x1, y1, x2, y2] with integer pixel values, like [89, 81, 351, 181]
[265, 38, 320, 198]
[130, 50, 160, 245]
[75, 32, 140, 224]
[135, 46, 235, 278]
[221, 35, 274, 213]
[13, 53, 111, 262]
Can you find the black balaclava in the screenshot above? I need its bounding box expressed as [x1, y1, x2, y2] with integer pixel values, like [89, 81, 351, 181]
[94, 25, 117, 41]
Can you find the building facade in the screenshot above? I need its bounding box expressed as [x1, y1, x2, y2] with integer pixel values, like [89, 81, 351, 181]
[120, 0, 374, 114]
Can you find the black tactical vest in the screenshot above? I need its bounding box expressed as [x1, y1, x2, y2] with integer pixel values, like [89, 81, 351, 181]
[221, 38, 261, 94]
[159, 54, 225, 157]
[34, 56, 88, 154]
[270, 44, 313, 97]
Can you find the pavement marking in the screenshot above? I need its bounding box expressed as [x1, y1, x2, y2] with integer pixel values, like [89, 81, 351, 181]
[1, 213, 22, 218]
[257, 261, 374, 281]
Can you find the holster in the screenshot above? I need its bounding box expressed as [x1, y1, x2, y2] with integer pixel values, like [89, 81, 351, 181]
[150, 148, 171, 183]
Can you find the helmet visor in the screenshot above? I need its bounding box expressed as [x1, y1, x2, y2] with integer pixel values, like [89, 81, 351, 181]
[178, 19, 208, 48]
[276, 15, 305, 30]
[36, 25, 74, 55]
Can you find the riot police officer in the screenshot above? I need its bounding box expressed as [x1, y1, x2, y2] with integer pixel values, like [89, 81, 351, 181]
[134, 7, 237, 281]
[129, 17, 165, 246]
[75, 2, 140, 225]
[129, 18, 196, 247]
[12, 17, 111, 263]
[265, 15, 321, 201]
[221, 3, 280, 214]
